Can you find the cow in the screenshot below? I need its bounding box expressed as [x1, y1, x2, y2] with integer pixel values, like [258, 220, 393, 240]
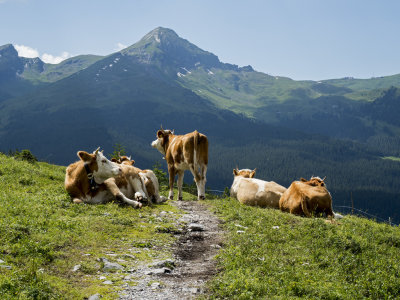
[230, 168, 287, 208]
[279, 176, 341, 218]
[112, 155, 167, 204]
[151, 127, 208, 201]
[65, 148, 147, 208]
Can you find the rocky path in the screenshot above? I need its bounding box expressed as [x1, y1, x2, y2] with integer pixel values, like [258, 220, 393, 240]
[119, 200, 225, 300]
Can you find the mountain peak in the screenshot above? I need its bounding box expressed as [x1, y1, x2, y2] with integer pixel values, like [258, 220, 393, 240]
[142, 27, 179, 44]
[0, 44, 18, 57]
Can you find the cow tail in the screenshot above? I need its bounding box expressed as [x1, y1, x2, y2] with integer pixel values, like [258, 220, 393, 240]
[193, 130, 199, 171]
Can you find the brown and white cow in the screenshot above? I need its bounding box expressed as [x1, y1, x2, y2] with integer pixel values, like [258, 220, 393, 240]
[279, 176, 340, 218]
[65, 148, 147, 208]
[151, 128, 208, 200]
[113, 155, 167, 204]
[230, 168, 287, 208]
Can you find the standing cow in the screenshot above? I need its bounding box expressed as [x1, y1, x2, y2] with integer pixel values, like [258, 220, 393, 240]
[151, 127, 208, 200]
[230, 168, 287, 208]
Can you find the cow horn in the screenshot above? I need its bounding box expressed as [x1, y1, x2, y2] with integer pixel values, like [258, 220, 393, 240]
[160, 124, 164, 131]
[94, 147, 100, 155]
[322, 176, 327, 181]
[172, 129, 175, 135]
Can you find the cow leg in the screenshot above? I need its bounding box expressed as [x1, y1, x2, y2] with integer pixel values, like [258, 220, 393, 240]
[189, 164, 202, 200]
[103, 179, 142, 208]
[168, 166, 176, 200]
[198, 165, 207, 200]
[129, 176, 148, 204]
[177, 171, 184, 200]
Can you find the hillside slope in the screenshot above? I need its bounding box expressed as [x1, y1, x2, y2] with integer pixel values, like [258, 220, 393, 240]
[1, 155, 400, 299]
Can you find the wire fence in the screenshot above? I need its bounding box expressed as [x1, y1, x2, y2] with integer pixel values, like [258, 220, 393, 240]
[162, 184, 398, 226]
[334, 205, 398, 226]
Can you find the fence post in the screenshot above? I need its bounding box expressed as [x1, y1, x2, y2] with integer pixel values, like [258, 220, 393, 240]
[351, 192, 354, 215]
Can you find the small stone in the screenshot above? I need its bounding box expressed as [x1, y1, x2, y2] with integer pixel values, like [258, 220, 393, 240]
[0, 265, 12, 270]
[101, 258, 123, 271]
[211, 244, 221, 249]
[99, 276, 107, 280]
[103, 280, 113, 285]
[151, 282, 161, 289]
[152, 259, 175, 269]
[188, 223, 205, 231]
[88, 293, 102, 300]
[72, 264, 81, 272]
[183, 287, 200, 294]
[272, 226, 280, 229]
[236, 230, 245, 234]
[235, 224, 248, 229]
[124, 275, 133, 280]
[0, 259, 4, 264]
[126, 268, 136, 273]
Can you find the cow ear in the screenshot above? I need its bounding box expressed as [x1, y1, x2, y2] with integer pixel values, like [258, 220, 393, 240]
[233, 169, 238, 176]
[157, 130, 164, 138]
[300, 177, 307, 182]
[250, 168, 256, 178]
[78, 151, 94, 162]
[111, 158, 118, 163]
[130, 159, 135, 165]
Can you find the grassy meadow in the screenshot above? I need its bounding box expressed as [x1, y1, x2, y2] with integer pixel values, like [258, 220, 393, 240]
[0, 153, 182, 299]
[205, 198, 400, 299]
[1, 152, 400, 299]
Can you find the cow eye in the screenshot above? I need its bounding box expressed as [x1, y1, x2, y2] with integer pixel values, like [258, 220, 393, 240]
[102, 159, 107, 163]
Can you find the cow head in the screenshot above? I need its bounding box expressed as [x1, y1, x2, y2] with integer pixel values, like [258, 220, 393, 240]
[120, 156, 135, 166]
[151, 126, 174, 156]
[78, 148, 122, 183]
[300, 176, 326, 187]
[233, 168, 256, 178]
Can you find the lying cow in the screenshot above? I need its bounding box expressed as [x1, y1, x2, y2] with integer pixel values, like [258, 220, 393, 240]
[230, 168, 287, 208]
[65, 148, 147, 208]
[279, 176, 339, 218]
[151, 127, 208, 201]
[112, 155, 167, 204]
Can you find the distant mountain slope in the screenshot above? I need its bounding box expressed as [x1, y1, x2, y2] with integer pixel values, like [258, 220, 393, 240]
[0, 44, 102, 100]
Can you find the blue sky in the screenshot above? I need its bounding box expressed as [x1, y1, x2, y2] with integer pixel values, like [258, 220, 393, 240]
[0, 0, 399, 80]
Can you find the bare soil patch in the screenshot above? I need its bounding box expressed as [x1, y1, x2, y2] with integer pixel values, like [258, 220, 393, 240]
[120, 200, 225, 299]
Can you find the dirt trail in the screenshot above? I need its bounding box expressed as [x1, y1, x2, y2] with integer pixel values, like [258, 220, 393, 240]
[119, 200, 225, 300]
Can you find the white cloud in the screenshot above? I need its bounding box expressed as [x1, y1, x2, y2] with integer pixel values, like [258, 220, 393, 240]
[115, 42, 127, 51]
[41, 51, 72, 64]
[14, 44, 71, 64]
[14, 44, 39, 58]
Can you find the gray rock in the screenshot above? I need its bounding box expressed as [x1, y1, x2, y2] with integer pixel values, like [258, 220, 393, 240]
[103, 280, 113, 285]
[88, 293, 101, 300]
[0, 259, 5, 264]
[101, 258, 123, 271]
[182, 287, 200, 294]
[188, 223, 205, 231]
[151, 282, 161, 289]
[146, 267, 172, 275]
[152, 259, 176, 269]
[72, 264, 81, 272]
[0, 265, 12, 270]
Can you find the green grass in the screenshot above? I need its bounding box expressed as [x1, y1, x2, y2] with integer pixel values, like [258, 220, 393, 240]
[2, 153, 400, 299]
[383, 156, 400, 162]
[0, 154, 182, 299]
[205, 197, 400, 299]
